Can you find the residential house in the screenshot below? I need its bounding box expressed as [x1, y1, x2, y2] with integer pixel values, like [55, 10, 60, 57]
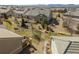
[63, 11, 79, 33]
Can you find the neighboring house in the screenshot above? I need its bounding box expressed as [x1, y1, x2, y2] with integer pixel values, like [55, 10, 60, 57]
[0, 7, 28, 18]
[25, 8, 51, 20]
[0, 8, 10, 18]
[13, 9, 27, 18]
[63, 11, 79, 33]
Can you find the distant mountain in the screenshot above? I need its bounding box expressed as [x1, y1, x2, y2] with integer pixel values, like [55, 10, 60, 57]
[0, 4, 79, 8]
[48, 4, 79, 8]
[48, 4, 65, 7]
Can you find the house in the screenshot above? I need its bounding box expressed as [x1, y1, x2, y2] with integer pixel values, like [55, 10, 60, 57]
[0, 7, 15, 19]
[63, 11, 79, 33]
[0, 8, 10, 18]
[0, 28, 23, 54]
[25, 8, 51, 20]
[12, 8, 30, 18]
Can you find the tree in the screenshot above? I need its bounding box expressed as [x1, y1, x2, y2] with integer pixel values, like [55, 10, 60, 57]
[0, 19, 3, 24]
[76, 24, 79, 34]
[64, 8, 67, 13]
[77, 24, 79, 30]
[3, 13, 8, 19]
[21, 18, 28, 29]
[35, 14, 48, 29]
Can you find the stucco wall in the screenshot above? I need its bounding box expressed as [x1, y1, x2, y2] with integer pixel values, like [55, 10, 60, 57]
[0, 37, 23, 54]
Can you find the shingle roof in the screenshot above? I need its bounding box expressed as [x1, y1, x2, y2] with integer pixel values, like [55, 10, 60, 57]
[13, 9, 28, 14]
[0, 28, 23, 38]
[64, 11, 79, 17]
[25, 8, 50, 17]
[70, 11, 79, 16]
[0, 8, 10, 13]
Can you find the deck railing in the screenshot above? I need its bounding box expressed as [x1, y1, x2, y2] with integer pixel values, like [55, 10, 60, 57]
[51, 36, 79, 54]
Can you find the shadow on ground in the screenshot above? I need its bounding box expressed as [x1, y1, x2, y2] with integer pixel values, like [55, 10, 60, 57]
[19, 44, 37, 54]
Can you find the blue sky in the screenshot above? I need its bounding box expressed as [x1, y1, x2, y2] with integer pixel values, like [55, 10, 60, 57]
[0, 0, 79, 5]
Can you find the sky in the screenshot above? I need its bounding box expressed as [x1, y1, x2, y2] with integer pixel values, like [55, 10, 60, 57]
[0, 0, 79, 5]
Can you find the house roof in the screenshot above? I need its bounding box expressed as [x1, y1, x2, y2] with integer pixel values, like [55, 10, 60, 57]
[25, 8, 50, 17]
[70, 11, 79, 16]
[64, 11, 79, 22]
[64, 11, 79, 17]
[0, 8, 10, 14]
[13, 8, 28, 15]
[0, 28, 23, 39]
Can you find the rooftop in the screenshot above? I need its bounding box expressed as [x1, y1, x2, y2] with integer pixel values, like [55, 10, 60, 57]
[0, 8, 10, 13]
[0, 28, 23, 39]
[25, 8, 50, 17]
[64, 11, 79, 17]
[13, 8, 28, 14]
